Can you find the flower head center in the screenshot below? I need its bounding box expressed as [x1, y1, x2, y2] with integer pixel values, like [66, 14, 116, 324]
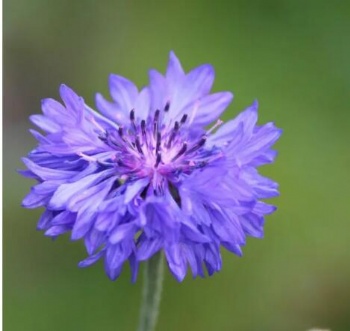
[99, 108, 222, 182]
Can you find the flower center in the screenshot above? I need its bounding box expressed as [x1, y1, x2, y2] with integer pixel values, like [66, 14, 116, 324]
[98, 107, 222, 183]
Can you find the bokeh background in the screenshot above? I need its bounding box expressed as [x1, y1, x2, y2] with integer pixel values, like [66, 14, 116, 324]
[3, 1, 350, 330]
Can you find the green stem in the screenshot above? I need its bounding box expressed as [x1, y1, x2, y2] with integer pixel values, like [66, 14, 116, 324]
[137, 252, 164, 331]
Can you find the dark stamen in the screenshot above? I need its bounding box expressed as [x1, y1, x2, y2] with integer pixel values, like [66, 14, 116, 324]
[187, 136, 207, 153]
[164, 102, 170, 112]
[129, 109, 137, 131]
[155, 152, 162, 167]
[141, 120, 148, 146]
[153, 109, 160, 136]
[180, 114, 188, 124]
[118, 127, 124, 137]
[129, 109, 135, 121]
[156, 132, 161, 154]
[108, 131, 121, 148]
[167, 121, 179, 147]
[141, 120, 146, 134]
[154, 109, 160, 121]
[198, 137, 207, 146]
[172, 142, 187, 161]
[98, 131, 108, 143]
[135, 137, 143, 154]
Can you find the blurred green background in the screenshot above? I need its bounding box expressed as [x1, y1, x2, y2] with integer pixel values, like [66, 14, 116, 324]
[3, 0, 350, 330]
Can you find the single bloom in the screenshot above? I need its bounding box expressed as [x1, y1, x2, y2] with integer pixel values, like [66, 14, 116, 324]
[21, 52, 281, 281]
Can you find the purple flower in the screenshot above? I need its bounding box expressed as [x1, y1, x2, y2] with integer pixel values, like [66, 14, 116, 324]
[21, 52, 281, 282]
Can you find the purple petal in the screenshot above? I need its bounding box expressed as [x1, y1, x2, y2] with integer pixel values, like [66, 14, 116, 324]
[137, 237, 162, 261]
[222, 242, 243, 256]
[129, 253, 139, 283]
[209, 100, 258, 146]
[109, 222, 138, 244]
[184, 92, 233, 126]
[124, 178, 149, 204]
[71, 208, 96, 240]
[148, 69, 167, 113]
[37, 210, 54, 230]
[78, 249, 105, 268]
[95, 211, 120, 232]
[49, 169, 114, 209]
[84, 229, 105, 255]
[184, 64, 215, 100]
[45, 224, 71, 237]
[59, 84, 84, 121]
[95, 93, 129, 125]
[109, 74, 138, 111]
[51, 211, 76, 226]
[41, 98, 69, 123]
[22, 191, 49, 209]
[241, 213, 265, 238]
[165, 244, 187, 282]
[238, 124, 282, 165]
[32, 181, 62, 195]
[166, 51, 185, 84]
[30, 114, 61, 133]
[134, 87, 151, 119]
[22, 158, 76, 181]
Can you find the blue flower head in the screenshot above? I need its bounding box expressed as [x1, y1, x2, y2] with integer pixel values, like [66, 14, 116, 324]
[21, 52, 281, 282]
